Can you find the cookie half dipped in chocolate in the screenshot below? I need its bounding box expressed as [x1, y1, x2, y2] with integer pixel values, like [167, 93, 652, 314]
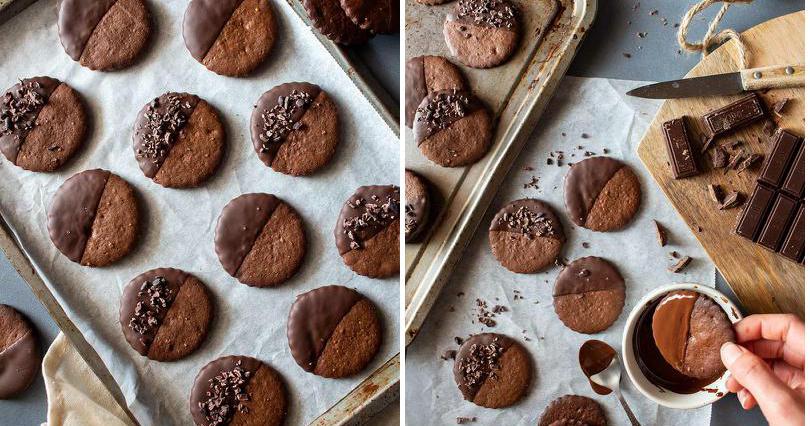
[538, 395, 607, 426]
[405, 55, 466, 128]
[57, 0, 152, 71]
[183, 0, 277, 77]
[453, 333, 531, 408]
[190, 355, 288, 426]
[553, 257, 625, 334]
[0, 305, 39, 399]
[303, 0, 373, 45]
[405, 169, 433, 243]
[133, 92, 225, 188]
[489, 199, 565, 273]
[564, 156, 641, 232]
[652, 290, 734, 380]
[120, 268, 214, 361]
[287, 285, 382, 378]
[1, 77, 87, 172]
[250, 82, 340, 176]
[340, 0, 397, 34]
[413, 90, 492, 167]
[335, 185, 399, 278]
[47, 169, 139, 267]
[215, 193, 307, 287]
[444, 0, 520, 68]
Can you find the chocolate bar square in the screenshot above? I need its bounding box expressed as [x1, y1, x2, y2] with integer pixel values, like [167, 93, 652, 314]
[781, 141, 804, 199]
[780, 203, 804, 262]
[757, 194, 798, 252]
[701, 93, 765, 138]
[759, 129, 802, 188]
[662, 117, 699, 179]
[736, 184, 776, 240]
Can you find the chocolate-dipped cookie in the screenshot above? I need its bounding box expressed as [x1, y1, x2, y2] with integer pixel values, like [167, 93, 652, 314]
[120, 268, 214, 361]
[287, 285, 382, 378]
[190, 355, 287, 426]
[553, 257, 625, 334]
[303, 0, 373, 45]
[47, 169, 139, 267]
[413, 90, 492, 167]
[652, 290, 734, 380]
[183, 0, 277, 77]
[335, 185, 399, 278]
[405, 55, 466, 128]
[0, 77, 87, 172]
[339, 0, 397, 34]
[250, 82, 340, 176]
[405, 169, 432, 243]
[453, 333, 531, 408]
[0, 305, 39, 399]
[57, 0, 152, 71]
[489, 199, 565, 273]
[444, 0, 520, 68]
[564, 156, 641, 232]
[538, 395, 607, 426]
[215, 193, 306, 287]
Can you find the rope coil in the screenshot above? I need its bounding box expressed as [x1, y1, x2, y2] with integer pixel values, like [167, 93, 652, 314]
[677, 0, 753, 68]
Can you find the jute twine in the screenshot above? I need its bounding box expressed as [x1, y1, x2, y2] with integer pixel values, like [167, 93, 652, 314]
[677, 0, 753, 68]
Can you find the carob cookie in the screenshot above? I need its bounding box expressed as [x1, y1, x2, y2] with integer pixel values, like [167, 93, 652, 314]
[413, 90, 492, 167]
[190, 355, 288, 426]
[489, 198, 565, 273]
[444, 0, 521, 68]
[183, 0, 277, 77]
[453, 333, 531, 408]
[215, 193, 306, 287]
[0, 77, 87, 172]
[287, 285, 382, 378]
[564, 156, 641, 232]
[652, 290, 734, 380]
[538, 395, 607, 426]
[405, 55, 466, 128]
[119, 268, 214, 361]
[0, 305, 39, 399]
[339, 0, 397, 34]
[553, 257, 625, 334]
[405, 169, 432, 243]
[133, 92, 225, 188]
[250, 82, 340, 176]
[303, 0, 373, 45]
[335, 185, 399, 278]
[47, 169, 139, 267]
[57, 0, 152, 71]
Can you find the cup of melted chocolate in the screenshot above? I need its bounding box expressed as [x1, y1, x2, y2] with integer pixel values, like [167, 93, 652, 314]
[621, 283, 741, 409]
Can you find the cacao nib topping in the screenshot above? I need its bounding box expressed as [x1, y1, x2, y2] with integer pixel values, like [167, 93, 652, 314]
[258, 90, 313, 152]
[457, 0, 518, 29]
[496, 206, 555, 238]
[136, 94, 193, 163]
[343, 192, 400, 250]
[458, 338, 505, 389]
[198, 361, 253, 426]
[416, 90, 471, 133]
[0, 80, 47, 137]
[128, 276, 174, 347]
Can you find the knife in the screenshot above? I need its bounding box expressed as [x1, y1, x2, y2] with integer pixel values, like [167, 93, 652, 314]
[627, 64, 805, 99]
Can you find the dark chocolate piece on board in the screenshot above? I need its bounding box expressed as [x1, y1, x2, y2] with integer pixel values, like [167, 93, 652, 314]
[708, 184, 725, 205]
[736, 184, 776, 240]
[757, 194, 798, 251]
[779, 203, 804, 262]
[662, 117, 699, 179]
[719, 191, 742, 210]
[711, 148, 728, 169]
[781, 141, 804, 199]
[758, 129, 802, 188]
[701, 93, 765, 139]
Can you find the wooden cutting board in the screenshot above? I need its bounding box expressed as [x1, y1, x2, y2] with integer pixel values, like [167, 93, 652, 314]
[637, 11, 805, 317]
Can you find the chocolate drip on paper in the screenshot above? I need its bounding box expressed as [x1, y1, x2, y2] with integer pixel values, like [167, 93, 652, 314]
[250, 82, 321, 165]
[651, 290, 698, 372]
[183, 0, 244, 60]
[413, 90, 482, 144]
[214, 193, 281, 276]
[564, 157, 624, 226]
[453, 333, 514, 401]
[0, 77, 60, 163]
[579, 340, 616, 395]
[335, 185, 400, 255]
[448, 0, 519, 30]
[47, 169, 110, 262]
[133, 92, 199, 178]
[287, 285, 363, 372]
[553, 256, 624, 297]
[57, 0, 118, 60]
[490, 199, 564, 240]
[405, 57, 427, 128]
[190, 355, 263, 426]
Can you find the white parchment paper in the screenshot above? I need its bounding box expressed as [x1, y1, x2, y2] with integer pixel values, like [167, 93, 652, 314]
[405, 77, 715, 425]
[0, 1, 398, 424]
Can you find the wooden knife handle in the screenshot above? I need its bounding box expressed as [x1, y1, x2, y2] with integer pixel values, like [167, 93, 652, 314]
[741, 64, 804, 91]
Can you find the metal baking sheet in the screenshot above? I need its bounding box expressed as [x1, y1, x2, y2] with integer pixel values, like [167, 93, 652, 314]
[404, 0, 597, 345]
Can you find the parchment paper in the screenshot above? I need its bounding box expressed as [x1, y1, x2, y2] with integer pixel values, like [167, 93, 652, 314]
[405, 77, 716, 425]
[0, 1, 398, 424]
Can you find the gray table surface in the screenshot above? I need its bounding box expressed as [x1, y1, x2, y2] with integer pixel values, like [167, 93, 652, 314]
[1, 0, 804, 425]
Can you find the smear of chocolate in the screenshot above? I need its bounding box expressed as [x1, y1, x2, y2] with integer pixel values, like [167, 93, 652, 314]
[47, 169, 111, 262]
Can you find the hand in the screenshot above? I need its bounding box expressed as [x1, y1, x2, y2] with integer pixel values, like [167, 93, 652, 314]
[720, 314, 804, 426]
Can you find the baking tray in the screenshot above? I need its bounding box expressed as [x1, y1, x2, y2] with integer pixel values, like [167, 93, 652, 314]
[404, 0, 597, 346]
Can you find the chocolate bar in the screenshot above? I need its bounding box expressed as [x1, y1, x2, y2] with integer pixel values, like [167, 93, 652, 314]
[781, 141, 804, 198]
[662, 117, 699, 179]
[758, 129, 802, 188]
[780, 203, 804, 262]
[701, 93, 765, 139]
[735, 184, 776, 240]
[757, 194, 799, 251]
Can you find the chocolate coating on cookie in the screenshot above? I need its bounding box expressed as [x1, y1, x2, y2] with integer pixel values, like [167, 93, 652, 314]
[0, 305, 39, 399]
[287, 285, 382, 378]
[553, 257, 625, 334]
[453, 333, 531, 408]
[538, 395, 607, 426]
[303, 0, 373, 45]
[335, 185, 399, 277]
[564, 156, 641, 231]
[340, 0, 398, 34]
[404, 170, 432, 243]
[444, 0, 520, 68]
[405, 56, 466, 128]
[489, 198, 565, 273]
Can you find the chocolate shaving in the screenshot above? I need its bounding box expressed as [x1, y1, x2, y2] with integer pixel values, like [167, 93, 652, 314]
[725, 149, 747, 173]
[719, 191, 742, 210]
[653, 220, 668, 246]
[0, 80, 47, 137]
[668, 256, 692, 273]
[735, 153, 761, 174]
[198, 361, 253, 426]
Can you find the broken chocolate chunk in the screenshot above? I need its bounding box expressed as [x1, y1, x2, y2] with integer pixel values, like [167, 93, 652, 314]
[708, 184, 725, 205]
[719, 191, 742, 210]
[653, 220, 668, 246]
[668, 256, 692, 273]
[711, 148, 728, 169]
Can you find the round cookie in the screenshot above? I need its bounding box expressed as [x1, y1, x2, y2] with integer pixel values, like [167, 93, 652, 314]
[250, 82, 340, 176]
[334, 185, 399, 278]
[489, 198, 565, 273]
[405, 55, 466, 128]
[453, 333, 531, 408]
[133, 92, 225, 188]
[303, 0, 373, 45]
[413, 90, 492, 167]
[57, 0, 152, 71]
[339, 0, 397, 34]
[0, 77, 87, 172]
[652, 290, 734, 380]
[0, 305, 39, 399]
[553, 257, 625, 334]
[215, 193, 306, 287]
[47, 169, 139, 267]
[404, 169, 432, 243]
[564, 156, 641, 232]
[538, 395, 607, 426]
[444, 0, 521, 69]
[119, 268, 214, 361]
[183, 0, 277, 77]
[287, 285, 382, 378]
[190, 355, 287, 426]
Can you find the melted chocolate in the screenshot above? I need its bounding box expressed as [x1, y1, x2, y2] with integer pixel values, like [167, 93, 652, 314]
[133, 92, 199, 178]
[214, 193, 281, 276]
[651, 290, 698, 372]
[250, 82, 321, 166]
[190, 355, 263, 426]
[183, 0, 244, 61]
[564, 157, 624, 226]
[453, 333, 514, 401]
[334, 185, 399, 255]
[553, 256, 624, 297]
[579, 339, 616, 395]
[489, 198, 564, 240]
[57, 0, 118, 60]
[46, 169, 110, 262]
[0, 77, 60, 163]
